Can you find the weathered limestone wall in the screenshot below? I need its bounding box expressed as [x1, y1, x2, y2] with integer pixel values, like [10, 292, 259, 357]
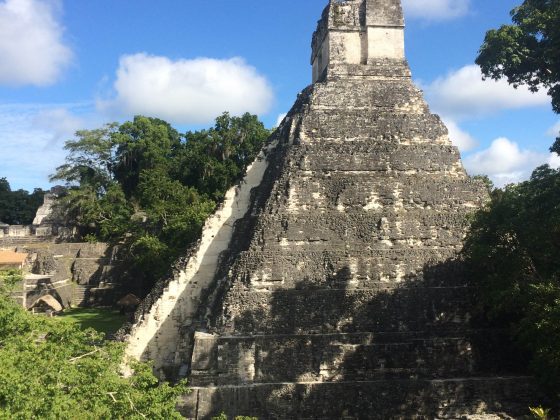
[329, 31, 363, 64]
[311, 0, 405, 83]
[367, 27, 404, 59]
[366, 0, 404, 27]
[125, 141, 279, 373]
[312, 34, 330, 83]
[130, 0, 544, 417]
[5, 225, 31, 237]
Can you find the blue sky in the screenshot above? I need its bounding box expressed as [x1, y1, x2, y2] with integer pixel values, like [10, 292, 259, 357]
[0, 0, 558, 191]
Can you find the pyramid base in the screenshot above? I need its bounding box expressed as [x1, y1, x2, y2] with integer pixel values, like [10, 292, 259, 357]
[179, 377, 540, 419]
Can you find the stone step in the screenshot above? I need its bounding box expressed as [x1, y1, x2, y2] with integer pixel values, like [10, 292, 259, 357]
[296, 145, 461, 172]
[179, 376, 540, 420]
[300, 110, 448, 140]
[233, 249, 468, 289]
[236, 248, 463, 265]
[0, 236, 52, 246]
[190, 334, 483, 386]
[300, 140, 456, 154]
[269, 220, 474, 241]
[310, 79, 425, 110]
[188, 330, 518, 387]
[281, 173, 483, 209]
[71, 285, 94, 306]
[217, 287, 472, 336]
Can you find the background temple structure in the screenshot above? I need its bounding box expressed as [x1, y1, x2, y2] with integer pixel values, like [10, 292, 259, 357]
[126, 0, 540, 417]
[0, 190, 121, 311]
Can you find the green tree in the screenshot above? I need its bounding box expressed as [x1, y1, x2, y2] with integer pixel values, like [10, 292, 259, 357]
[176, 112, 271, 200]
[96, 184, 134, 240]
[476, 0, 560, 151]
[0, 269, 24, 292]
[113, 117, 181, 196]
[463, 165, 560, 397]
[136, 169, 215, 247]
[0, 178, 9, 193]
[476, 0, 560, 113]
[0, 290, 187, 419]
[0, 178, 45, 225]
[50, 113, 270, 297]
[50, 124, 134, 239]
[55, 184, 133, 240]
[51, 123, 119, 193]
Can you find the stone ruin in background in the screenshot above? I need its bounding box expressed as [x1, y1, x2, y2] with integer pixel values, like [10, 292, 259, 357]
[1, 188, 122, 311]
[0, 186, 73, 244]
[126, 1, 542, 418]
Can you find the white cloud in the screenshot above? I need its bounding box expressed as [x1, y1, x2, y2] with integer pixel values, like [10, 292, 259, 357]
[442, 118, 477, 152]
[547, 121, 560, 137]
[463, 137, 556, 187]
[32, 108, 84, 145]
[548, 153, 560, 169]
[423, 65, 549, 121]
[402, 0, 470, 21]
[276, 113, 287, 127]
[99, 53, 274, 125]
[0, 0, 72, 86]
[0, 103, 94, 191]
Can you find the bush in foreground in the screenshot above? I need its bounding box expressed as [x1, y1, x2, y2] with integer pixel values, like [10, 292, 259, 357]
[0, 288, 186, 419]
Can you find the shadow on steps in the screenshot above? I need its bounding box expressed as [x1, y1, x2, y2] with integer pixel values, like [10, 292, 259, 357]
[181, 258, 547, 419]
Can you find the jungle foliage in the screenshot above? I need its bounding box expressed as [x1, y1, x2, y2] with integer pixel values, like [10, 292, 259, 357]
[0, 284, 187, 419]
[0, 178, 45, 225]
[476, 0, 560, 113]
[50, 113, 270, 295]
[0, 269, 24, 287]
[476, 0, 560, 152]
[463, 165, 560, 398]
[474, 0, 560, 400]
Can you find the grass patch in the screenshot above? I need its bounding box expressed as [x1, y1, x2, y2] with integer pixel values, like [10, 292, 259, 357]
[59, 308, 125, 336]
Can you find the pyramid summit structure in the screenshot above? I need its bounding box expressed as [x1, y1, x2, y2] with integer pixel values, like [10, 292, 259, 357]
[126, 0, 540, 418]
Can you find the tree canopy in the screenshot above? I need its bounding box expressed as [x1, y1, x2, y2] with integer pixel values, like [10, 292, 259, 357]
[476, 0, 560, 114]
[476, 0, 560, 155]
[51, 113, 270, 296]
[0, 178, 45, 225]
[473, 4, 560, 399]
[0, 280, 186, 419]
[463, 165, 560, 398]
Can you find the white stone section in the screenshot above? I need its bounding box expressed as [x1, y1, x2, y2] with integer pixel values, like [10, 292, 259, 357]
[330, 32, 363, 65]
[364, 191, 383, 210]
[32, 193, 55, 225]
[125, 140, 278, 370]
[311, 0, 405, 82]
[367, 27, 404, 59]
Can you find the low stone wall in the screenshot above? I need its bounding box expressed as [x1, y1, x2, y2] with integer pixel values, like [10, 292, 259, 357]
[2, 242, 119, 309]
[0, 224, 75, 244]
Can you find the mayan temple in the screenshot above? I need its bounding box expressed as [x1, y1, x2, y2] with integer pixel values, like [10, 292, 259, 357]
[126, 0, 539, 418]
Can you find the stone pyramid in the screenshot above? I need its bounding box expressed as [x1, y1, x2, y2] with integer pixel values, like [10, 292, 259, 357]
[126, 0, 540, 418]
